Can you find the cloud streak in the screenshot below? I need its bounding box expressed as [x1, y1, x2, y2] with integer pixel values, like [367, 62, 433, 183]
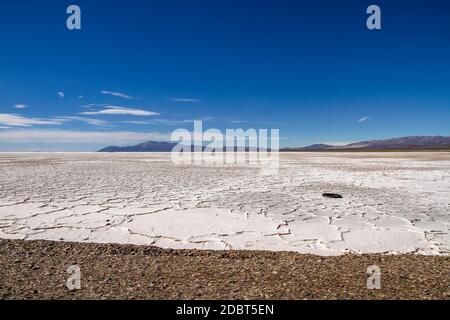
[0, 114, 63, 127]
[13, 104, 29, 109]
[80, 106, 159, 117]
[53, 116, 111, 127]
[123, 119, 195, 125]
[81, 104, 107, 108]
[101, 90, 137, 100]
[0, 113, 114, 128]
[0, 129, 170, 144]
[357, 116, 371, 123]
[172, 98, 201, 103]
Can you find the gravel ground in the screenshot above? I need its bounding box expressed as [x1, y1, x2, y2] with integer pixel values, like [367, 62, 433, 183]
[0, 239, 449, 300]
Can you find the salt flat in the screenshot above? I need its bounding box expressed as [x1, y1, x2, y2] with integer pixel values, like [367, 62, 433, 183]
[0, 152, 449, 255]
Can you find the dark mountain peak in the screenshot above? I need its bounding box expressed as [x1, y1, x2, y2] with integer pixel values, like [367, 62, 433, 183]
[98, 141, 177, 152]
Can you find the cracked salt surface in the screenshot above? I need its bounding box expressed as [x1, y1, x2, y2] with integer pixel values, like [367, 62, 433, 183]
[0, 152, 449, 256]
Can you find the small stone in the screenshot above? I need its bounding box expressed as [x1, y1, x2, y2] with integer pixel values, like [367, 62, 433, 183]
[322, 193, 343, 199]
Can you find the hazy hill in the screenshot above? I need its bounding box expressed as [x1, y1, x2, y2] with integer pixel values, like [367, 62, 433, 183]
[98, 141, 177, 152]
[283, 136, 450, 151]
[98, 141, 266, 152]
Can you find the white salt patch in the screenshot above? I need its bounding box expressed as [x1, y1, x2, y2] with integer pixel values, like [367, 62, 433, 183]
[0, 152, 449, 255]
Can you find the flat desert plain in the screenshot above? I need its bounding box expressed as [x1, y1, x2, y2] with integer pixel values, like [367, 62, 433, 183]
[0, 152, 449, 256]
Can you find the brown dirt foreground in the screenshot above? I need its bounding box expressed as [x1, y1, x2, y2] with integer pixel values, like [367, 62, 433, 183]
[0, 239, 449, 300]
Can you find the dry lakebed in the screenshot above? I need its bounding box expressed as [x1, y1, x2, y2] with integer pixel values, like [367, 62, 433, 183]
[0, 152, 449, 299]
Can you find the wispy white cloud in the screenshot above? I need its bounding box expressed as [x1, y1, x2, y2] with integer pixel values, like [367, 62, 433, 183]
[228, 120, 250, 124]
[227, 119, 284, 125]
[172, 98, 201, 103]
[58, 92, 64, 98]
[0, 112, 112, 128]
[13, 104, 29, 109]
[0, 114, 63, 127]
[81, 104, 107, 108]
[122, 121, 150, 125]
[122, 117, 213, 126]
[0, 129, 170, 144]
[155, 119, 196, 124]
[80, 106, 159, 117]
[123, 119, 195, 125]
[357, 116, 371, 123]
[53, 116, 110, 127]
[101, 90, 137, 100]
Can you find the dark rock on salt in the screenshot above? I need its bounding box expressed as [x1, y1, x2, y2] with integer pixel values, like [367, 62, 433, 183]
[322, 193, 343, 199]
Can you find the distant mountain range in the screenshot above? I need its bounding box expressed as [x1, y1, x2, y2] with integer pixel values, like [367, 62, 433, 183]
[282, 136, 450, 151]
[98, 141, 267, 152]
[98, 141, 177, 152]
[98, 136, 450, 152]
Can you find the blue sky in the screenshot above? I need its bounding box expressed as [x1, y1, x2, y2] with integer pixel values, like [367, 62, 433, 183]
[0, 0, 449, 151]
